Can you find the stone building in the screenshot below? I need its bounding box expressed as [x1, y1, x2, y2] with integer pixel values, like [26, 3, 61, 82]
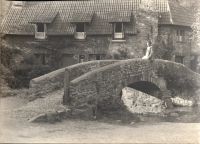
[0, 0, 194, 69]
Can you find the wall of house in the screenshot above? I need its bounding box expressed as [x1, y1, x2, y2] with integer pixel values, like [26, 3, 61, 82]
[4, 35, 109, 68]
[4, 10, 158, 69]
[158, 25, 192, 67]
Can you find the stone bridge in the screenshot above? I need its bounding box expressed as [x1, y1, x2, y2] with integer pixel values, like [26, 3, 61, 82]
[63, 59, 200, 116]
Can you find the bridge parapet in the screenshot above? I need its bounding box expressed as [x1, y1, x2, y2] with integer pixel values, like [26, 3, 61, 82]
[30, 60, 119, 96]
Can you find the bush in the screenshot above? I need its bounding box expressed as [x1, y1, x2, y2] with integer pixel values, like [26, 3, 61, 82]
[153, 35, 174, 60]
[11, 65, 53, 89]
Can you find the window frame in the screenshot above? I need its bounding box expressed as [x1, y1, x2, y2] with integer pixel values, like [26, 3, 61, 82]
[35, 23, 47, 40]
[74, 22, 86, 40]
[176, 29, 185, 42]
[115, 22, 123, 33]
[36, 23, 45, 32]
[79, 55, 85, 63]
[113, 22, 125, 40]
[76, 23, 85, 33]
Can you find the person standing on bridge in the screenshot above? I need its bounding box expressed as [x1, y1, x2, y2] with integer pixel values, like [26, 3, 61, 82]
[142, 41, 153, 60]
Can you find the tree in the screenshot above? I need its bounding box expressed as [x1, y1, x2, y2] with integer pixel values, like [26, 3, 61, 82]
[153, 34, 174, 60]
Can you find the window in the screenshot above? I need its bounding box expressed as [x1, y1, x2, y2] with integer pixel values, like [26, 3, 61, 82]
[37, 23, 45, 32]
[89, 54, 101, 61]
[113, 22, 124, 40]
[115, 23, 123, 33]
[176, 29, 185, 42]
[175, 56, 184, 64]
[79, 55, 85, 63]
[74, 23, 86, 40]
[76, 23, 85, 32]
[35, 23, 46, 40]
[96, 55, 101, 60]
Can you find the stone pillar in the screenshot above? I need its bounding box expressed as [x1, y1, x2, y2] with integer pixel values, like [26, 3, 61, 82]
[63, 68, 70, 105]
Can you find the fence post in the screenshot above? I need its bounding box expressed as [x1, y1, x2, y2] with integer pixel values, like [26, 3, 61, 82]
[63, 68, 70, 105]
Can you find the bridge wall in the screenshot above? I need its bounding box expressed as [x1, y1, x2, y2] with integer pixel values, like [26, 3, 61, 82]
[67, 59, 200, 116]
[30, 60, 119, 95]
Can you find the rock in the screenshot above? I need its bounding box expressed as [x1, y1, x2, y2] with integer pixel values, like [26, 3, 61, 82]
[56, 105, 71, 118]
[171, 97, 194, 107]
[29, 113, 47, 123]
[46, 110, 61, 123]
[29, 106, 72, 123]
[121, 87, 164, 114]
[130, 121, 135, 125]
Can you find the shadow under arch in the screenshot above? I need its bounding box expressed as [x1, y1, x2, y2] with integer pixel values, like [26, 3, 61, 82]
[127, 81, 162, 99]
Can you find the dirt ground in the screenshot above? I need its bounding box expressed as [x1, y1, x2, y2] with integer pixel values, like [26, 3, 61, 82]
[0, 90, 200, 143]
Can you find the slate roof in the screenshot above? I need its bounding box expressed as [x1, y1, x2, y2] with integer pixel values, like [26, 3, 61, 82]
[108, 11, 132, 23]
[159, 2, 194, 27]
[71, 13, 94, 23]
[29, 11, 58, 24]
[1, 0, 194, 35]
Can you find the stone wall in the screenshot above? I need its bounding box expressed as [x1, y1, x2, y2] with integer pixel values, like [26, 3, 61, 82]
[67, 59, 200, 117]
[30, 60, 118, 95]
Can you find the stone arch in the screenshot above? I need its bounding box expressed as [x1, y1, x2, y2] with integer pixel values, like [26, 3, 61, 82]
[125, 81, 162, 99]
[98, 70, 167, 111]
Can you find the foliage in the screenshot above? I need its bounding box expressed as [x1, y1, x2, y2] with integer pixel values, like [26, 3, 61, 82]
[107, 44, 129, 60]
[156, 64, 198, 98]
[192, 6, 200, 54]
[153, 34, 174, 60]
[11, 65, 53, 88]
[140, 0, 158, 12]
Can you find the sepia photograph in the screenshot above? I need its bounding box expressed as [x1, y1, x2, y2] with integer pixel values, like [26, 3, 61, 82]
[0, 0, 200, 143]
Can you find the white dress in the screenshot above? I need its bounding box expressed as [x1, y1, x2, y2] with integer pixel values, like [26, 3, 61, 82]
[142, 46, 153, 60]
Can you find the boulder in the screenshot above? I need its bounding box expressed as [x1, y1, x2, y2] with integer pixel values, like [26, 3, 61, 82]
[29, 113, 47, 123]
[121, 87, 165, 114]
[171, 97, 194, 107]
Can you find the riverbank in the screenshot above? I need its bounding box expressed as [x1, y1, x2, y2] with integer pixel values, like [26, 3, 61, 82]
[0, 117, 199, 143]
[0, 91, 200, 143]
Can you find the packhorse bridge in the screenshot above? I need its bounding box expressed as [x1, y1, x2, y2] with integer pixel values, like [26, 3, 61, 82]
[30, 59, 200, 118]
